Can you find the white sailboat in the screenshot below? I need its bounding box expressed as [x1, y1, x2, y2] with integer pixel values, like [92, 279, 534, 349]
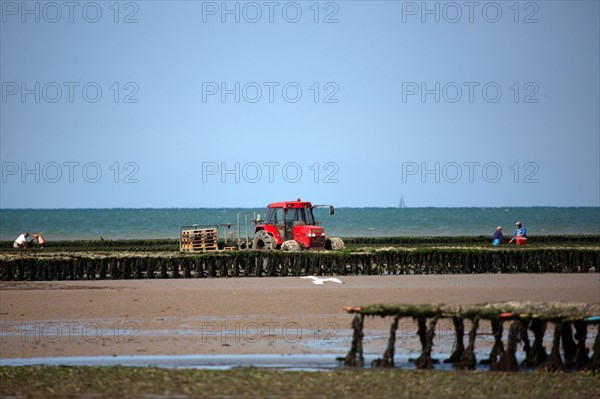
[399, 194, 406, 208]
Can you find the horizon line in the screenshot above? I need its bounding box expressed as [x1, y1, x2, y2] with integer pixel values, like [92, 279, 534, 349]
[1, 206, 599, 211]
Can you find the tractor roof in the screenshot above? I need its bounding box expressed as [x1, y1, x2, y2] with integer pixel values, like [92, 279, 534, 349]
[268, 200, 313, 209]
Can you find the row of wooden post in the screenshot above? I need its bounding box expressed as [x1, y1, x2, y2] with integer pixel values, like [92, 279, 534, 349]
[2, 249, 599, 280]
[344, 305, 600, 372]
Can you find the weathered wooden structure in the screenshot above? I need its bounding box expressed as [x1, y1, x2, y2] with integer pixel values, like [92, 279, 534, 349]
[343, 302, 600, 372]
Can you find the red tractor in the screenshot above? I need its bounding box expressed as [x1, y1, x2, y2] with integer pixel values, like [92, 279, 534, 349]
[252, 199, 345, 251]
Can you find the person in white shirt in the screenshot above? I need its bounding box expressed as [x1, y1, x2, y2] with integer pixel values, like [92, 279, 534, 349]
[13, 232, 29, 248]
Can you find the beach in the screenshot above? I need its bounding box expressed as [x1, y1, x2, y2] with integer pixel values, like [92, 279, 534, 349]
[1, 274, 598, 360]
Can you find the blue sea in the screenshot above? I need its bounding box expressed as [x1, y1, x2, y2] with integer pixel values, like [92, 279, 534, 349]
[0, 208, 599, 241]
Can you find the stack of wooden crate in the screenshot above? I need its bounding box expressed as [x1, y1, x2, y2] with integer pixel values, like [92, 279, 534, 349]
[180, 227, 218, 252]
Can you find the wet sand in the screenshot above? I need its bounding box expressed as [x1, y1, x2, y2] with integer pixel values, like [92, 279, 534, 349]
[1, 274, 599, 360]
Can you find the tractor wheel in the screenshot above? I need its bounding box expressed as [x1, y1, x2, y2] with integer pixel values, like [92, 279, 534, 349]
[281, 240, 302, 251]
[326, 237, 345, 250]
[253, 230, 276, 250]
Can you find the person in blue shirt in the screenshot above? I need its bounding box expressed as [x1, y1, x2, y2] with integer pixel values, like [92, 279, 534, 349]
[509, 221, 526, 244]
[492, 226, 503, 246]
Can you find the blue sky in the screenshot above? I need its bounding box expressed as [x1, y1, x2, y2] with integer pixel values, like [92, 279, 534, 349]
[1, 0, 599, 208]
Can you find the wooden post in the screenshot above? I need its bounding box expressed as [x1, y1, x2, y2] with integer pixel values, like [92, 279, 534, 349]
[459, 316, 479, 370]
[543, 321, 565, 372]
[528, 319, 548, 368]
[561, 322, 577, 367]
[444, 316, 464, 365]
[381, 315, 401, 368]
[344, 314, 364, 367]
[483, 318, 505, 366]
[519, 319, 531, 366]
[415, 316, 440, 369]
[581, 325, 600, 372]
[491, 320, 520, 372]
[573, 321, 589, 370]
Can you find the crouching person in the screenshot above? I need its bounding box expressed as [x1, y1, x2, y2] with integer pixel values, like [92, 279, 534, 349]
[13, 232, 29, 249]
[509, 221, 527, 245]
[492, 226, 503, 246]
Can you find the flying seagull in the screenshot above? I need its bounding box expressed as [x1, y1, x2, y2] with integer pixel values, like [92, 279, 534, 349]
[300, 276, 344, 285]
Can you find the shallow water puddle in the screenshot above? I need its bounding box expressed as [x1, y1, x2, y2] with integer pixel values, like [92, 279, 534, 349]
[0, 352, 506, 371]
